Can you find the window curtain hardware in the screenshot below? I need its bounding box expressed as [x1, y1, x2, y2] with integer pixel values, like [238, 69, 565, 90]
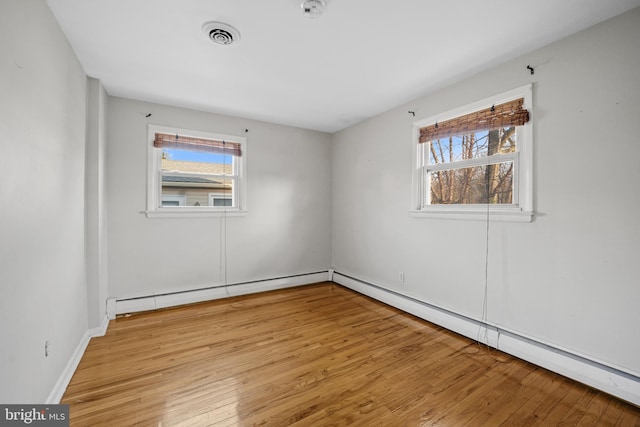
[153, 132, 242, 157]
[419, 98, 529, 143]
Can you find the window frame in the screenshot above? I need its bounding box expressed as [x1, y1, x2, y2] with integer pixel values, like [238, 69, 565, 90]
[146, 124, 247, 218]
[411, 84, 533, 222]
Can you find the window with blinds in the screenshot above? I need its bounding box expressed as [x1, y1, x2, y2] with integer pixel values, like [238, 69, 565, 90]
[412, 85, 534, 221]
[146, 126, 247, 217]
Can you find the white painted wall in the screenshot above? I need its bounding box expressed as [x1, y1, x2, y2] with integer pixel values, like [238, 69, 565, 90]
[106, 98, 332, 299]
[0, 0, 89, 403]
[85, 78, 109, 328]
[332, 7, 640, 377]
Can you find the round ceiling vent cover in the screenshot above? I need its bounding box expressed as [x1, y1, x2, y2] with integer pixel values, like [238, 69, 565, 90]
[301, 0, 325, 18]
[202, 21, 241, 46]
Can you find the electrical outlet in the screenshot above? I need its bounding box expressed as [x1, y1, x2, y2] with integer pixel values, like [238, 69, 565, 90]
[45, 340, 50, 357]
[399, 272, 404, 283]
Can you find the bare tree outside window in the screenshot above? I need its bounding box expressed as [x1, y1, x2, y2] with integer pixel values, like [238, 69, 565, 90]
[428, 127, 516, 205]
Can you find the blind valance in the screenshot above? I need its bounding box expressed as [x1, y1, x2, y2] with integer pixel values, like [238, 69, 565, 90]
[153, 133, 242, 157]
[419, 98, 529, 143]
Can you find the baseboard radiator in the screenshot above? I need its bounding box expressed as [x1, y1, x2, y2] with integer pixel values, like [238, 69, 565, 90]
[106, 271, 330, 318]
[332, 271, 640, 407]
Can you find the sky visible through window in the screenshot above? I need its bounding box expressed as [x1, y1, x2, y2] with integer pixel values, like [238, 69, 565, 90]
[429, 130, 490, 164]
[428, 128, 516, 165]
[163, 148, 231, 165]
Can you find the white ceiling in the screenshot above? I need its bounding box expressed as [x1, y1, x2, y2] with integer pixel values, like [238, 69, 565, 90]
[47, 0, 640, 133]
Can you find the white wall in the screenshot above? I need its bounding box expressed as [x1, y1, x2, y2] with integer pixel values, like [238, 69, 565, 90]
[107, 98, 332, 299]
[85, 78, 109, 328]
[0, 0, 89, 403]
[332, 7, 640, 377]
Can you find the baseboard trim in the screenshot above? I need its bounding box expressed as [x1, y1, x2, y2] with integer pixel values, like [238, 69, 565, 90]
[50, 271, 329, 404]
[108, 271, 330, 317]
[46, 315, 110, 404]
[91, 314, 110, 338]
[333, 272, 640, 407]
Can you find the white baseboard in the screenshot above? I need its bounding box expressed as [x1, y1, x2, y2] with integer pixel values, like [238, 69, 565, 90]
[50, 272, 329, 404]
[333, 272, 640, 407]
[46, 315, 110, 404]
[108, 271, 330, 317]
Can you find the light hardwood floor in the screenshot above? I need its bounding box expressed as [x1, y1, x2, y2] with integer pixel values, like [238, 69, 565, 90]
[62, 283, 640, 426]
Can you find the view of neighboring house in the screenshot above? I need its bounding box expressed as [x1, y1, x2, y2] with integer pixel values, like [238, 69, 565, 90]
[161, 157, 233, 207]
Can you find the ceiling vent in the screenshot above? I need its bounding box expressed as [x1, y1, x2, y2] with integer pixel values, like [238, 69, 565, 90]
[301, 0, 325, 18]
[202, 22, 241, 46]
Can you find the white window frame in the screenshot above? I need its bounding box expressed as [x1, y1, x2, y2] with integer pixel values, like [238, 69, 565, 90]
[146, 124, 247, 218]
[411, 85, 533, 222]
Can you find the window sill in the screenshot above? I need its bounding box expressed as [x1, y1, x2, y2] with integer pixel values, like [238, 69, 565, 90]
[410, 208, 533, 222]
[145, 209, 247, 219]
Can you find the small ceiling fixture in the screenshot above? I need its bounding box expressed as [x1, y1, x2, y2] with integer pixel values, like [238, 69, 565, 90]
[301, 0, 325, 18]
[202, 21, 241, 46]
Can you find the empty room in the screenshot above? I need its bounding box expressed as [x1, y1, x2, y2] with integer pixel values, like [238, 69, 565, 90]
[1, 0, 640, 425]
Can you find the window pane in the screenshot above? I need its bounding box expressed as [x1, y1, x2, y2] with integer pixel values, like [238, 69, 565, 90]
[429, 162, 514, 205]
[429, 127, 516, 165]
[161, 148, 234, 207]
[162, 148, 234, 174]
[212, 198, 233, 207]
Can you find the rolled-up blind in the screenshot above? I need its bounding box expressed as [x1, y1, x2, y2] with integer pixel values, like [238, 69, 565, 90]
[153, 132, 242, 157]
[419, 98, 529, 143]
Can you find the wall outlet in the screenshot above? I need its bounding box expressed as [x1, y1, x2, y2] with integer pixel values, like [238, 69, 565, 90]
[399, 272, 404, 283]
[45, 340, 50, 357]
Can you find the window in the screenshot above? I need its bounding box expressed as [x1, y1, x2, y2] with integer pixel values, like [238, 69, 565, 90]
[412, 85, 533, 222]
[162, 195, 186, 206]
[209, 193, 232, 207]
[146, 125, 247, 217]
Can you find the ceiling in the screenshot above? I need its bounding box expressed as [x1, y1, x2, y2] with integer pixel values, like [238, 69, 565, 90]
[47, 0, 640, 133]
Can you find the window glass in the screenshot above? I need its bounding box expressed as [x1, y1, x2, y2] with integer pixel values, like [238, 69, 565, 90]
[161, 148, 234, 207]
[429, 161, 514, 205]
[427, 128, 516, 205]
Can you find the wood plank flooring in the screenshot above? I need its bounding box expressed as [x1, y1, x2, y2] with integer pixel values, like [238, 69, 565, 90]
[62, 283, 640, 426]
